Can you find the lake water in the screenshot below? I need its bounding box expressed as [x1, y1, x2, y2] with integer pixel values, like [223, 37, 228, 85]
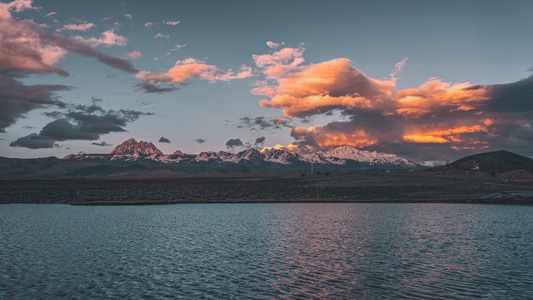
[1, 203, 532, 299]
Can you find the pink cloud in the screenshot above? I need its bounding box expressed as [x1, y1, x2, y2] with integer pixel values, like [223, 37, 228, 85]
[127, 50, 143, 59]
[154, 33, 170, 39]
[60, 22, 95, 32]
[165, 20, 180, 26]
[0, 0, 35, 17]
[266, 41, 284, 49]
[74, 29, 127, 46]
[136, 58, 252, 85]
[0, 14, 67, 75]
[389, 57, 408, 84]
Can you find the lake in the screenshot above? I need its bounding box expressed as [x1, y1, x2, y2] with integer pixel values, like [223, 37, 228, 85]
[1, 203, 532, 299]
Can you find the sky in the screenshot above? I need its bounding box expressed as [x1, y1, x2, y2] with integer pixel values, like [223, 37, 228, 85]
[1, 0, 533, 164]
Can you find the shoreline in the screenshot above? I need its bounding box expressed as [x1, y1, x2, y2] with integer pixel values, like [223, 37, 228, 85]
[2, 172, 533, 205]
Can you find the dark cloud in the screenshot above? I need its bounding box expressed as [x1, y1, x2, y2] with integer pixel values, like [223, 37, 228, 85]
[10, 101, 152, 149]
[39, 34, 138, 74]
[255, 136, 266, 145]
[40, 119, 99, 141]
[135, 82, 177, 93]
[484, 75, 533, 113]
[0, 77, 71, 132]
[237, 116, 292, 130]
[10, 133, 57, 149]
[159, 136, 171, 143]
[0, 11, 138, 133]
[225, 138, 243, 149]
[195, 138, 207, 144]
[91, 141, 112, 146]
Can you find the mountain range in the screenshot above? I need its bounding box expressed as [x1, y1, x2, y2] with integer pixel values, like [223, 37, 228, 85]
[2, 138, 532, 179]
[1, 138, 420, 178]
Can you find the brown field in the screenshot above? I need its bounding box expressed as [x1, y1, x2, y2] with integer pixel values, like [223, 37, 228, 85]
[1, 172, 533, 205]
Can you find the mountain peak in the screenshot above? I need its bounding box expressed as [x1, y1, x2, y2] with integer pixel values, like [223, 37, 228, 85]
[110, 138, 163, 156]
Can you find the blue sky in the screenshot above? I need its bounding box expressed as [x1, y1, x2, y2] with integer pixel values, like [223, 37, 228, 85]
[1, 0, 533, 163]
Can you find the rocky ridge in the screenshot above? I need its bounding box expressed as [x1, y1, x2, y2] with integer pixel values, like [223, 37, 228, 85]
[87, 138, 418, 168]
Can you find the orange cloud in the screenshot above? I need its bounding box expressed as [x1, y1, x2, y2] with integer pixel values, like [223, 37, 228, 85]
[292, 126, 378, 149]
[403, 124, 489, 144]
[252, 45, 305, 78]
[127, 50, 142, 59]
[396, 79, 488, 112]
[260, 94, 374, 118]
[256, 57, 396, 117]
[136, 58, 252, 84]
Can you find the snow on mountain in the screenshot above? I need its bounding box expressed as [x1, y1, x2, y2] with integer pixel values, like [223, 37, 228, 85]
[316, 146, 416, 166]
[194, 148, 263, 163]
[110, 138, 163, 157]
[63, 138, 418, 171]
[262, 149, 299, 165]
[195, 151, 220, 162]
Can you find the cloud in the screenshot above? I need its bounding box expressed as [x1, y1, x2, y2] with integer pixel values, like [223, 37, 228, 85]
[135, 82, 177, 93]
[91, 141, 112, 146]
[252, 45, 533, 161]
[127, 50, 143, 59]
[136, 58, 252, 85]
[255, 57, 395, 118]
[165, 20, 180, 26]
[159, 136, 171, 143]
[252, 44, 305, 79]
[255, 136, 266, 145]
[0, 0, 36, 17]
[9, 133, 57, 149]
[10, 100, 152, 149]
[166, 43, 187, 54]
[154, 33, 169, 39]
[390, 57, 408, 84]
[266, 41, 284, 49]
[73, 29, 128, 47]
[0, 77, 71, 132]
[225, 138, 243, 149]
[195, 138, 207, 144]
[237, 116, 292, 130]
[37, 33, 137, 74]
[60, 22, 95, 32]
[144, 22, 153, 27]
[124, 13, 132, 19]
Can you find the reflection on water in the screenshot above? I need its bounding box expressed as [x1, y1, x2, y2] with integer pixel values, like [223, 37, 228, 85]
[1, 203, 532, 299]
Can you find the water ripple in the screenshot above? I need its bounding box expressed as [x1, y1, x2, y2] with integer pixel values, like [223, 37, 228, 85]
[1, 203, 533, 299]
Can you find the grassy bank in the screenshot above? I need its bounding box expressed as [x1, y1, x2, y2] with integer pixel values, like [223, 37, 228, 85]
[1, 172, 532, 205]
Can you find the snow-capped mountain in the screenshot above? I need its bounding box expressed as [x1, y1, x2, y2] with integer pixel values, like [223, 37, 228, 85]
[305, 146, 415, 167]
[261, 148, 300, 165]
[110, 138, 163, 159]
[61, 138, 420, 175]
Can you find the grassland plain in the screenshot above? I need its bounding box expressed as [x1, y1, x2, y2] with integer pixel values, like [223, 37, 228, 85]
[1, 172, 533, 205]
